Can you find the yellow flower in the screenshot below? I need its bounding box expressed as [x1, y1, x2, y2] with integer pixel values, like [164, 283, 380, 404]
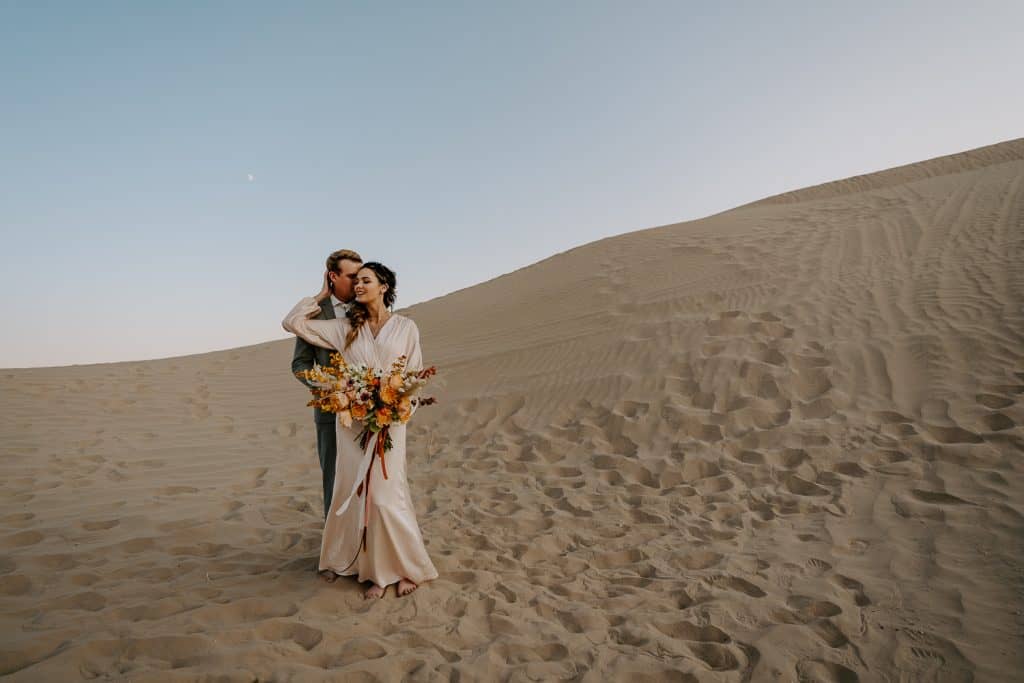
[375, 407, 393, 426]
[333, 391, 350, 410]
[351, 404, 369, 420]
[380, 386, 398, 405]
[388, 373, 403, 390]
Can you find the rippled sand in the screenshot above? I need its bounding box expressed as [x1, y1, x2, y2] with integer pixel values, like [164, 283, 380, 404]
[2, 138, 1022, 681]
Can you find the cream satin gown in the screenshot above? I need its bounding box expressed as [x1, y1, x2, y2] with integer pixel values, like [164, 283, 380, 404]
[283, 297, 439, 587]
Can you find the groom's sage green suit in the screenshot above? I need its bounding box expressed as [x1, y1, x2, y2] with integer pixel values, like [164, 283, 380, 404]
[291, 298, 338, 520]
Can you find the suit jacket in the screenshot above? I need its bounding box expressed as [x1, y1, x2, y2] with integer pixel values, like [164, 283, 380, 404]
[291, 298, 338, 425]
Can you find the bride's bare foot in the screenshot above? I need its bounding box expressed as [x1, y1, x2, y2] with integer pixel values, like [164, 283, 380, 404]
[397, 578, 418, 597]
[318, 569, 338, 583]
[364, 583, 386, 599]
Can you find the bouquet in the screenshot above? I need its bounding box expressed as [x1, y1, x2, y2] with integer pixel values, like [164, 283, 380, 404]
[296, 353, 436, 478]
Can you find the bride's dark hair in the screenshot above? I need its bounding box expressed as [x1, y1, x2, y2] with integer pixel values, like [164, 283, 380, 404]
[344, 262, 397, 349]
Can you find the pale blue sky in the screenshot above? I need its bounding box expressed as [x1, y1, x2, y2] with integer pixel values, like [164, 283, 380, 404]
[2, 1, 1021, 367]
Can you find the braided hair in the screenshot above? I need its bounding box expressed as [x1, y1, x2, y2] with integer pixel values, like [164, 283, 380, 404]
[344, 262, 398, 349]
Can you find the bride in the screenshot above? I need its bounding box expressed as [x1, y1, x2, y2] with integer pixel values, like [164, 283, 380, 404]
[282, 262, 439, 599]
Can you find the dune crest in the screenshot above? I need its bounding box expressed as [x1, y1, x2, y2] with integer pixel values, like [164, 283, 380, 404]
[2, 139, 1022, 680]
[743, 136, 1024, 207]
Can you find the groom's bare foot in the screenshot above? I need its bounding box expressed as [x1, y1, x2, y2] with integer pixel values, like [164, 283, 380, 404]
[397, 578, 418, 597]
[364, 583, 385, 599]
[318, 569, 338, 583]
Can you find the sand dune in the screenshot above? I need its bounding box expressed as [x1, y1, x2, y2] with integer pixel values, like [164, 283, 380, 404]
[2, 138, 1022, 681]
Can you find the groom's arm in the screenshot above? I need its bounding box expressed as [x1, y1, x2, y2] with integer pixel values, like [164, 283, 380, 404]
[291, 335, 317, 388]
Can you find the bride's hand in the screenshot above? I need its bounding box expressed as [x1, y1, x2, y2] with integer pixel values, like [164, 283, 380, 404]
[315, 271, 332, 303]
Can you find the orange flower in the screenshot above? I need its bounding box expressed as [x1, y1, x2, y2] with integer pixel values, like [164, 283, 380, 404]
[351, 403, 369, 419]
[388, 373, 403, 390]
[333, 391, 350, 410]
[375, 407, 393, 426]
[397, 397, 413, 422]
[380, 386, 398, 405]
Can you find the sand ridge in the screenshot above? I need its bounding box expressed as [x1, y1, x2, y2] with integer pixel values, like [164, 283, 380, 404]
[1, 138, 1022, 680]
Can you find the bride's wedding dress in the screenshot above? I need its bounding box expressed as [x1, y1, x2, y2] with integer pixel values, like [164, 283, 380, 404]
[283, 297, 439, 587]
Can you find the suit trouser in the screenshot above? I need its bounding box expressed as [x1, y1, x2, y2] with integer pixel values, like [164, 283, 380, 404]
[315, 419, 338, 520]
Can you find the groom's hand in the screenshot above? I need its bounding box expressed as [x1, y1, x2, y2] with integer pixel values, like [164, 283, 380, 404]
[315, 270, 332, 303]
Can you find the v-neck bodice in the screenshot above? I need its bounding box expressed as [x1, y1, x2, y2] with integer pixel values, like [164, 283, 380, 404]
[347, 314, 418, 372]
[366, 314, 396, 341]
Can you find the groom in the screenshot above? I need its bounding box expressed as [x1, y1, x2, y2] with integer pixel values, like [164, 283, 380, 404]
[291, 248, 363, 520]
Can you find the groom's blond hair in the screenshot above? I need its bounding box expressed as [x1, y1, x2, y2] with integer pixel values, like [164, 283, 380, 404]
[326, 249, 362, 272]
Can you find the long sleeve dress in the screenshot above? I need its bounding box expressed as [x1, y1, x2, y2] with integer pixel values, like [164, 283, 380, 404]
[283, 297, 439, 586]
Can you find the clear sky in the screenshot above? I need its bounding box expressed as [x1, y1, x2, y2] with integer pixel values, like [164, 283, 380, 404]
[2, 1, 1021, 368]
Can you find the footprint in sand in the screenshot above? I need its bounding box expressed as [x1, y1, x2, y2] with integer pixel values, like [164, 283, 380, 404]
[979, 412, 1015, 431]
[787, 594, 842, 619]
[804, 557, 833, 574]
[0, 512, 36, 526]
[975, 393, 1013, 409]
[795, 658, 860, 682]
[861, 449, 914, 475]
[70, 573, 101, 587]
[157, 485, 199, 496]
[50, 590, 107, 611]
[707, 574, 766, 598]
[77, 634, 213, 675]
[830, 462, 866, 480]
[909, 489, 973, 506]
[0, 530, 44, 548]
[688, 642, 741, 671]
[921, 423, 983, 444]
[810, 619, 849, 648]
[80, 519, 120, 531]
[0, 573, 32, 596]
[118, 537, 156, 554]
[830, 574, 870, 606]
[273, 422, 298, 438]
[786, 474, 830, 497]
[169, 542, 230, 558]
[254, 621, 323, 651]
[654, 620, 731, 643]
[671, 550, 725, 571]
[315, 640, 388, 669]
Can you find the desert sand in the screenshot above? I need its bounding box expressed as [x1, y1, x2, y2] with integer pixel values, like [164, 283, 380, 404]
[2, 138, 1022, 681]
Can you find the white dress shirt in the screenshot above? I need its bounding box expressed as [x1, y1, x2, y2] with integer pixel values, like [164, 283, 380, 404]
[329, 294, 349, 318]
